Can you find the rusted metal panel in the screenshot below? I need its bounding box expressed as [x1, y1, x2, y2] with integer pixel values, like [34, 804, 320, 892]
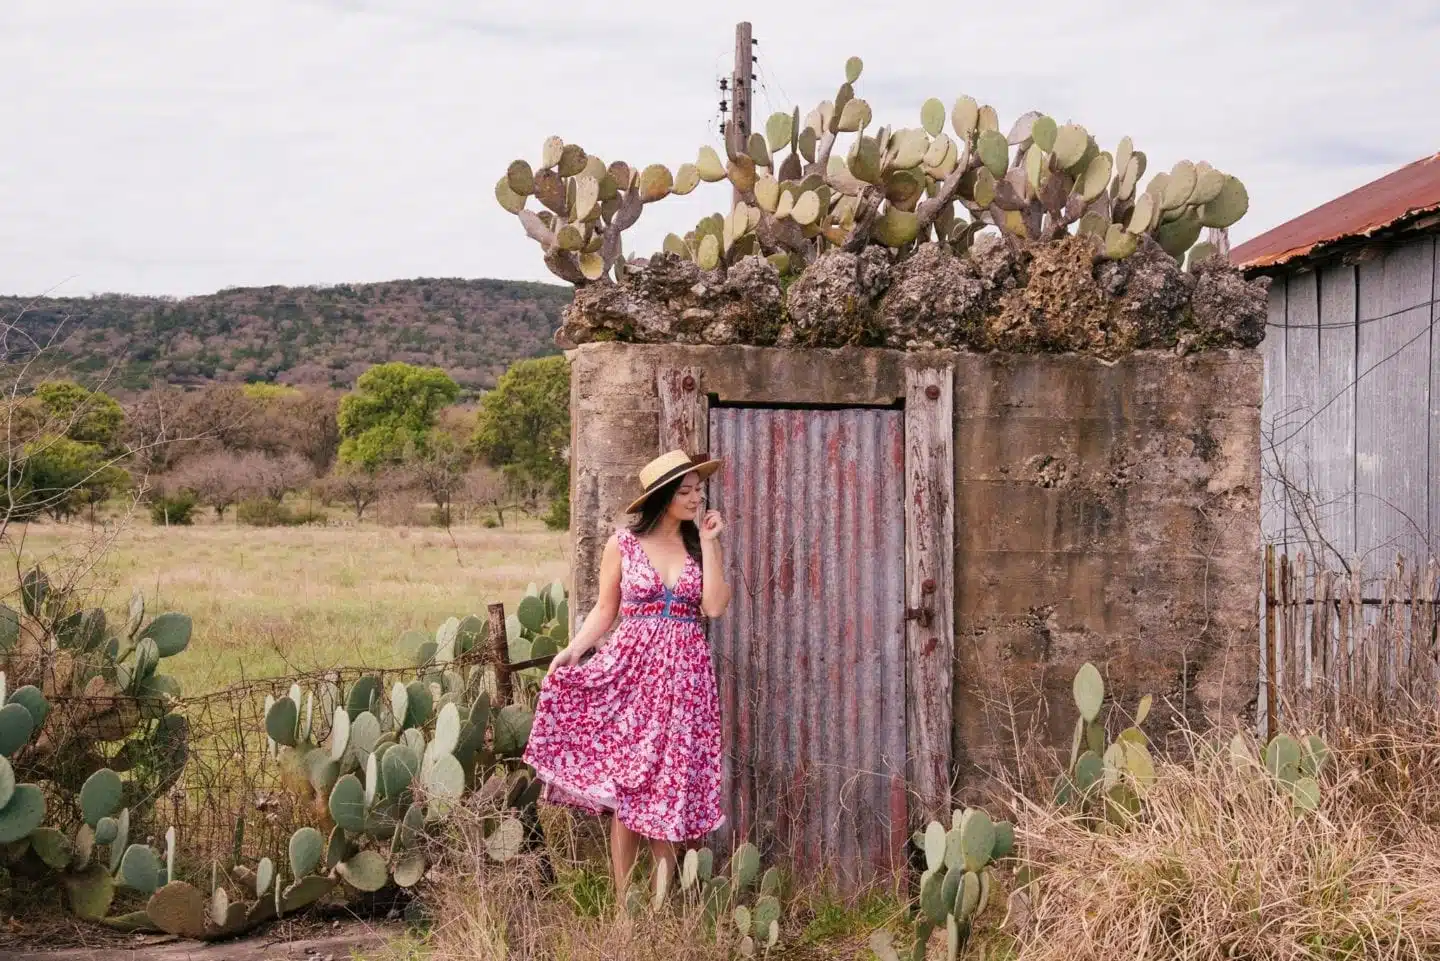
[1233, 152, 1440, 273]
[904, 366, 954, 827]
[707, 406, 907, 892]
[1356, 239, 1433, 567]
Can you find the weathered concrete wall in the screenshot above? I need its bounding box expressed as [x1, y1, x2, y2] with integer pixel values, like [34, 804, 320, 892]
[569, 341, 1260, 795]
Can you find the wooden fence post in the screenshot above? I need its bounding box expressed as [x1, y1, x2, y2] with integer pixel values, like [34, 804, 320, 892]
[1264, 544, 1277, 738]
[489, 602, 512, 707]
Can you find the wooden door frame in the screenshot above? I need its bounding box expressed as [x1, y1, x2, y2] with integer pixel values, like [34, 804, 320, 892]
[655, 363, 955, 830]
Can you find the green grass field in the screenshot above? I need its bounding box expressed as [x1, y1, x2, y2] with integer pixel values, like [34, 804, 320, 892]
[9, 518, 569, 696]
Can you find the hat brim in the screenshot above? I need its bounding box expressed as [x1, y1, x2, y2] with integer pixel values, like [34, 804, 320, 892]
[625, 457, 722, 514]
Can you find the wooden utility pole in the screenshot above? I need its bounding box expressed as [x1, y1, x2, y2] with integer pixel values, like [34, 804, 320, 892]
[728, 21, 754, 206]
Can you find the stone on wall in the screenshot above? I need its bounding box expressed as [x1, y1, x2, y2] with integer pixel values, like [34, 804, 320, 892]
[559, 236, 1269, 362]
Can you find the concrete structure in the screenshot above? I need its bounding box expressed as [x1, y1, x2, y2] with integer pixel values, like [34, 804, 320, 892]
[568, 340, 1261, 882]
[1233, 152, 1440, 569]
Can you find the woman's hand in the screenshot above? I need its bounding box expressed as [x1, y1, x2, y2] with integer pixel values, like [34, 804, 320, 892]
[700, 510, 725, 543]
[547, 642, 585, 675]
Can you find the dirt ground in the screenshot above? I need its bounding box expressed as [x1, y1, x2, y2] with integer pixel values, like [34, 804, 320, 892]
[0, 919, 403, 961]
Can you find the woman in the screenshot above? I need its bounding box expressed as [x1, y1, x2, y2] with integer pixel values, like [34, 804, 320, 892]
[522, 449, 731, 906]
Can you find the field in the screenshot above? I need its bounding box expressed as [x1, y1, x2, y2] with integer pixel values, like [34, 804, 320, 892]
[9, 516, 570, 696]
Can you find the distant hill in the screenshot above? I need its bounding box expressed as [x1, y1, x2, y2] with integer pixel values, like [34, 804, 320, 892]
[0, 277, 573, 393]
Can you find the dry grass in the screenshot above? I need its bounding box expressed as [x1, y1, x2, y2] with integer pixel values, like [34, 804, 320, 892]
[6, 517, 568, 694]
[423, 801, 742, 961]
[1009, 726, 1440, 961]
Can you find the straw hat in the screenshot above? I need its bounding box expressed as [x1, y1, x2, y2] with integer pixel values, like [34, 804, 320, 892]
[625, 450, 722, 514]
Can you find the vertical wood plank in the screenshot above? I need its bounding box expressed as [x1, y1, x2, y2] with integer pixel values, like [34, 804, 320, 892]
[1262, 281, 1289, 550]
[657, 367, 709, 454]
[1357, 246, 1432, 561]
[905, 365, 954, 826]
[1426, 560, 1439, 705]
[1285, 274, 1320, 556]
[1317, 570, 1334, 721]
[1265, 544, 1277, 737]
[489, 602, 512, 707]
[1284, 547, 1296, 714]
[1338, 572, 1352, 708]
[1317, 265, 1358, 559]
[1351, 565, 1366, 708]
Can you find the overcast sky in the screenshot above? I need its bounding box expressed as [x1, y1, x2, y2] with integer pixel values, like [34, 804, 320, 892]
[2, 1, 1436, 298]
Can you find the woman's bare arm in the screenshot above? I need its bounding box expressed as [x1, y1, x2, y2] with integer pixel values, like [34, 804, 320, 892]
[699, 511, 731, 618]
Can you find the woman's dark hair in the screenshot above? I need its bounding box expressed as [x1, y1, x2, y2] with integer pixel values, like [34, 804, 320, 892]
[629, 474, 702, 562]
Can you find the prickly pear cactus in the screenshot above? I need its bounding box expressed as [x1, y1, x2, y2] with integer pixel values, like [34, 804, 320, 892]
[500, 55, 1248, 285]
[1053, 662, 1158, 827]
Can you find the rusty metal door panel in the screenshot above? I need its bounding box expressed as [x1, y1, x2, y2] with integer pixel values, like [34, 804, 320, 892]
[707, 406, 908, 891]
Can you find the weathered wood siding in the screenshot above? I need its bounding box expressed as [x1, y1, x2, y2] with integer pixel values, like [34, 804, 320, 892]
[1261, 234, 1438, 572]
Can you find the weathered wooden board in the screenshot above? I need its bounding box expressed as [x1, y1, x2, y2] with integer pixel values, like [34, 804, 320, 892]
[1261, 280, 1289, 550]
[1284, 271, 1320, 555]
[904, 365, 954, 826]
[657, 366, 708, 455]
[1356, 242, 1432, 566]
[1316, 263, 1358, 559]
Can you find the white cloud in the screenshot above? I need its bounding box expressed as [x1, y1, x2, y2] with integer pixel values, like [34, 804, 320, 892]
[0, 0, 1436, 296]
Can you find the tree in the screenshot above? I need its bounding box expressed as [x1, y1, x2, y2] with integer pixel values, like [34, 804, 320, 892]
[31, 381, 126, 453]
[404, 434, 471, 528]
[338, 363, 460, 472]
[471, 356, 570, 528]
[318, 466, 387, 521]
[14, 436, 129, 522]
[169, 451, 251, 519]
[239, 452, 314, 502]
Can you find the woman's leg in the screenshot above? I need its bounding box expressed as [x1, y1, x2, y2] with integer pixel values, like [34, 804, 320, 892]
[648, 837, 677, 905]
[610, 816, 642, 905]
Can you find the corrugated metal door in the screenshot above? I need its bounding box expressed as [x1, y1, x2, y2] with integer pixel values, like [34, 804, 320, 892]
[707, 407, 908, 891]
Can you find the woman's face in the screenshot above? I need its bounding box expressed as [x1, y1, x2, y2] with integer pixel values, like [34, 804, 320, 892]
[667, 472, 703, 522]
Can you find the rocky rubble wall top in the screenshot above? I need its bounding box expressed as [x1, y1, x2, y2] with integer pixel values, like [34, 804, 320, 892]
[558, 235, 1268, 361]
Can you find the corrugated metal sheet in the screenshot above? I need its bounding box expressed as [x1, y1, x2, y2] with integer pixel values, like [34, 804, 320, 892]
[1233, 152, 1440, 272]
[707, 406, 908, 892]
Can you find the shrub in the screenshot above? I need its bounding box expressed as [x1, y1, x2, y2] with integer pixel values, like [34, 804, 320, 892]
[235, 497, 293, 527]
[149, 490, 198, 525]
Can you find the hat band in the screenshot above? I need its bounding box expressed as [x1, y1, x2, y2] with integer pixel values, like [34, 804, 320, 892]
[639, 460, 706, 497]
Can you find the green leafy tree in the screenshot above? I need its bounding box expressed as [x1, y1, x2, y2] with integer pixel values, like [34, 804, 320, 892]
[471, 356, 570, 528]
[337, 363, 460, 472]
[30, 381, 126, 452]
[14, 437, 130, 521]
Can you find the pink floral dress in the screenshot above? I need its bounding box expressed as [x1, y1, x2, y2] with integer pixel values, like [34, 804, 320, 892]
[523, 528, 725, 842]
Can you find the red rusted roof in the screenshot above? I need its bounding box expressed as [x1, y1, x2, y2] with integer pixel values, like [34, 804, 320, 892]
[1231, 151, 1440, 272]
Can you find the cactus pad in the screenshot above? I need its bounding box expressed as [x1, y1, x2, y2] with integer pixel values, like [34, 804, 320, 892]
[920, 98, 945, 137]
[338, 850, 389, 892]
[393, 851, 426, 889]
[381, 745, 420, 799]
[7, 685, 48, 730]
[731, 841, 761, 889]
[516, 595, 546, 634]
[288, 827, 324, 878]
[0, 756, 12, 811]
[347, 676, 380, 717]
[119, 843, 161, 894]
[0, 783, 44, 844]
[265, 696, 299, 748]
[873, 208, 919, 248]
[256, 855, 275, 896]
[638, 164, 674, 203]
[64, 865, 115, 920]
[1072, 663, 1105, 721]
[1264, 734, 1302, 784]
[844, 56, 863, 83]
[494, 704, 533, 757]
[282, 874, 336, 913]
[0, 702, 35, 757]
[1200, 176, 1248, 229]
[147, 881, 208, 938]
[991, 820, 1015, 859]
[485, 817, 524, 862]
[138, 612, 192, 657]
[422, 753, 465, 810]
[30, 827, 71, 870]
[976, 130, 1009, 180]
[79, 769, 123, 826]
[493, 180, 525, 216]
[328, 774, 367, 833]
[959, 809, 995, 872]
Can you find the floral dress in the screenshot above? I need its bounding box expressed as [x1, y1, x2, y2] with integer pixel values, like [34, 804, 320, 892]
[522, 528, 725, 842]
